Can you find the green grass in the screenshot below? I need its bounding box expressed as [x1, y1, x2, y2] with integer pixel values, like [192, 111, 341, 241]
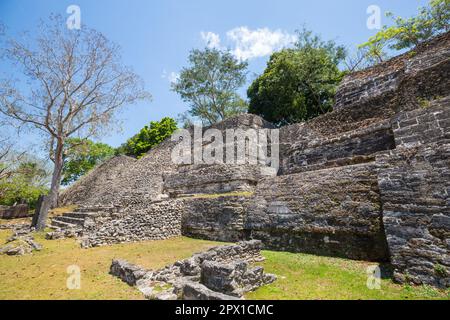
[0, 230, 448, 300]
[246, 251, 449, 300]
[0, 230, 221, 300]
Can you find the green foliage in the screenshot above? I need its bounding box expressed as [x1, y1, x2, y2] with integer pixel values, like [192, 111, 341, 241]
[434, 263, 448, 277]
[248, 29, 346, 126]
[0, 160, 50, 208]
[62, 138, 115, 186]
[116, 117, 177, 158]
[360, 0, 450, 61]
[172, 48, 248, 125]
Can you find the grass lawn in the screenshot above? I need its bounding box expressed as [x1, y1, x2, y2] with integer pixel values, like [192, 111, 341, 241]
[0, 229, 448, 300]
[0, 230, 221, 300]
[247, 251, 449, 300]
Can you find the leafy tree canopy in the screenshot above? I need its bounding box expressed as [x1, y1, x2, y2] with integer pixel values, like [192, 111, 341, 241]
[360, 0, 450, 62]
[116, 117, 177, 158]
[61, 138, 115, 186]
[247, 29, 346, 126]
[172, 48, 248, 125]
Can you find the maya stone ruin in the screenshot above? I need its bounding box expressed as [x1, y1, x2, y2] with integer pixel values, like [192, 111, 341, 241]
[110, 240, 276, 300]
[53, 31, 450, 290]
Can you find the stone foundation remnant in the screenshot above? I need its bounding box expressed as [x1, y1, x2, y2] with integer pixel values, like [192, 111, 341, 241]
[57, 32, 450, 288]
[0, 204, 29, 219]
[109, 240, 276, 300]
[0, 225, 42, 256]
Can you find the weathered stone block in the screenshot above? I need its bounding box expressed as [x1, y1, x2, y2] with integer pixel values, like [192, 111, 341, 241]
[181, 196, 250, 242]
[0, 204, 29, 219]
[109, 259, 148, 286]
[201, 260, 276, 297]
[110, 241, 273, 300]
[280, 121, 395, 174]
[377, 142, 450, 288]
[247, 163, 389, 261]
[164, 164, 263, 196]
[182, 281, 241, 300]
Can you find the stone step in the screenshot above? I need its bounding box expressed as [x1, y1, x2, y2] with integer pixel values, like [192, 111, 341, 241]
[51, 219, 78, 229]
[63, 212, 97, 219]
[75, 206, 118, 213]
[282, 154, 378, 175]
[52, 216, 85, 226]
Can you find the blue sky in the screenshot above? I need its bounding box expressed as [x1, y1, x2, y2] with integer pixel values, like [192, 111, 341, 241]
[0, 0, 429, 151]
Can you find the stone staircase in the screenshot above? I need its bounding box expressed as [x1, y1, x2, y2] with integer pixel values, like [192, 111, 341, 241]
[50, 206, 121, 231]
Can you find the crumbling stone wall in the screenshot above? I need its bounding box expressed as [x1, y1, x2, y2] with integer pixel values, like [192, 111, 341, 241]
[180, 195, 251, 242]
[377, 143, 450, 288]
[80, 199, 183, 247]
[163, 164, 263, 196]
[60, 139, 179, 207]
[110, 240, 274, 300]
[0, 204, 29, 219]
[391, 97, 450, 147]
[377, 98, 450, 287]
[59, 155, 136, 206]
[280, 120, 395, 174]
[335, 31, 450, 113]
[246, 163, 389, 261]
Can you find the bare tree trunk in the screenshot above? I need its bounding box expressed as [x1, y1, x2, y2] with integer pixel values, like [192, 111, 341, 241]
[35, 138, 64, 231]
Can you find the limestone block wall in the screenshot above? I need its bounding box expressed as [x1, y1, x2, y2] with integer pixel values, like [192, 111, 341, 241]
[59, 155, 136, 206]
[335, 31, 450, 113]
[60, 139, 180, 207]
[377, 143, 450, 288]
[334, 56, 404, 111]
[391, 97, 450, 147]
[245, 163, 389, 261]
[377, 99, 450, 287]
[208, 113, 275, 131]
[397, 35, 450, 113]
[0, 205, 29, 219]
[280, 120, 395, 174]
[163, 164, 264, 196]
[180, 195, 251, 242]
[81, 199, 183, 247]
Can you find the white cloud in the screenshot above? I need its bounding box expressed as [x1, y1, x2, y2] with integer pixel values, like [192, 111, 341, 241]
[200, 27, 296, 61]
[168, 71, 180, 83]
[226, 27, 296, 60]
[161, 69, 180, 83]
[200, 31, 222, 49]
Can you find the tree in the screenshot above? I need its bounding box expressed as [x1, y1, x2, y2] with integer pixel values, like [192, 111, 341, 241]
[248, 29, 346, 126]
[0, 15, 150, 229]
[360, 0, 450, 62]
[0, 139, 17, 181]
[116, 117, 177, 158]
[0, 154, 50, 208]
[343, 47, 385, 72]
[62, 138, 115, 185]
[172, 48, 248, 125]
